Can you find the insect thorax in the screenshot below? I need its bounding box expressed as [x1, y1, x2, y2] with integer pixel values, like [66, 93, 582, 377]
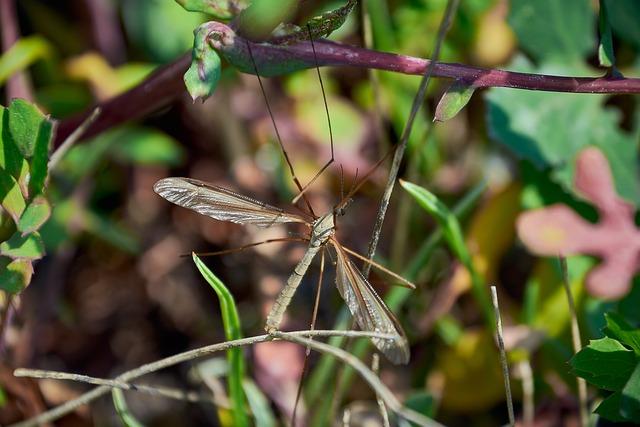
[311, 213, 335, 245]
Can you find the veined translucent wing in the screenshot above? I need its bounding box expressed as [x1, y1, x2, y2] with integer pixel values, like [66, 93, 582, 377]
[332, 242, 410, 365]
[154, 177, 308, 227]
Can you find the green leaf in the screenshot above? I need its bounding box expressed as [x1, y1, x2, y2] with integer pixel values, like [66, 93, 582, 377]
[184, 48, 222, 101]
[28, 116, 52, 197]
[570, 337, 637, 391]
[0, 105, 30, 181]
[604, 312, 640, 355]
[404, 391, 436, 419]
[621, 362, 640, 420]
[400, 179, 493, 327]
[0, 257, 33, 293]
[434, 80, 475, 122]
[0, 231, 45, 260]
[83, 208, 139, 254]
[236, 0, 297, 41]
[17, 196, 51, 235]
[7, 99, 47, 158]
[0, 167, 26, 223]
[122, 0, 206, 63]
[0, 36, 52, 85]
[112, 389, 144, 427]
[508, 0, 595, 62]
[109, 127, 184, 166]
[192, 254, 248, 427]
[597, 0, 616, 68]
[486, 56, 640, 206]
[175, 0, 249, 19]
[603, 0, 640, 50]
[242, 379, 277, 427]
[595, 392, 628, 422]
[184, 26, 222, 101]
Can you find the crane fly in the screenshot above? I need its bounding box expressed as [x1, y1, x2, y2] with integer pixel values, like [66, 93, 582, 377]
[153, 177, 411, 364]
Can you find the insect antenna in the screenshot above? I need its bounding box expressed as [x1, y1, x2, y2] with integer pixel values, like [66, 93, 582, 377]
[335, 147, 394, 211]
[246, 40, 317, 217]
[291, 24, 335, 205]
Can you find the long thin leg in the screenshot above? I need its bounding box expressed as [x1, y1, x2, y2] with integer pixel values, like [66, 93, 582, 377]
[245, 41, 317, 217]
[291, 24, 335, 205]
[291, 249, 326, 426]
[189, 236, 307, 258]
[338, 244, 416, 289]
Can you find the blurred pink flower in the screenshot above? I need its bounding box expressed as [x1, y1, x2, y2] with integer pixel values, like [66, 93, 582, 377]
[517, 147, 640, 299]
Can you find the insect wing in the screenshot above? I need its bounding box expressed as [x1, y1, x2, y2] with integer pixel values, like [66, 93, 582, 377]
[154, 177, 307, 227]
[333, 244, 410, 364]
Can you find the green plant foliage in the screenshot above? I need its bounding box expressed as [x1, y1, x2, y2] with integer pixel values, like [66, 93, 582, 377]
[603, 0, 640, 50]
[192, 254, 249, 427]
[184, 24, 222, 101]
[0, 168, 26, 222]
[571, 313, 640, 422]
[486, 57, 640, 206]
[603, 313, 640, 355]
[122, 0, 207, 63]
[0, 99, 53, 294]
[112, 389, 144, 427]
[508, 0, 595, 62]
[17, 196, 51, 235]
[242, 380, 277, 427]
[400, 179, 493, 325]
[598, 1, 616, 69]
[434, 80, 475, 122]
[0, 36, 52, 85]
[236, 0, 297, 41]
[0, 258, 33, 293]
[0, 232, 45, 259]
[7, 99, 48, 158]
[108, 127, 185, 166]
[175, 0, 250, 19]
[571, 337, 635, 390]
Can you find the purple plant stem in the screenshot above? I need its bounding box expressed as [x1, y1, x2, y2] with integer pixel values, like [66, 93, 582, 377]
[55, 53, 191, 145]
[54, 22, 640, 147]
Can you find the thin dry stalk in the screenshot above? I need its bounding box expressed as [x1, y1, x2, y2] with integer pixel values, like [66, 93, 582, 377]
[559, 257, 589, 427]
[362, 0, 461, 277]
[491, 286, 515, 426]
[10, 330, 426, 427]
[13, 369, 217, 404]
[372, 353, 391, 427]
[48, 107, 101, 171]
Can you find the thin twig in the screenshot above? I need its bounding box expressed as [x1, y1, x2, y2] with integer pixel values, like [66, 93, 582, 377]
[517, 360, 534, 427]
[48, 107, 101, 171]
[371, 353, 391, 427]
[10, 330, 406, 427]
[275, 332, 444, 427]
[559, 257, 588, 427]
[55, 22, 640, 147]
[491, 286, 515, 426]
[362, 0, 460, 277]
[14, 369, 216, 404]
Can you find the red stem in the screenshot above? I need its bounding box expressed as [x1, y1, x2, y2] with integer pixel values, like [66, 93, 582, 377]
[54, 23, 640, 147]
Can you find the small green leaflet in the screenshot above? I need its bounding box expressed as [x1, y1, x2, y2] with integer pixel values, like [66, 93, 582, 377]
[571, 314, 640, 423]
[184, 23, 222, 101]
[17, 196, 51, 235]
[598, 0, 616, 68]
[175, 0, 249, 19]
[0, 258, 33, 293]
[0, 231, 45, 260]
[434, 80, 475, 122]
